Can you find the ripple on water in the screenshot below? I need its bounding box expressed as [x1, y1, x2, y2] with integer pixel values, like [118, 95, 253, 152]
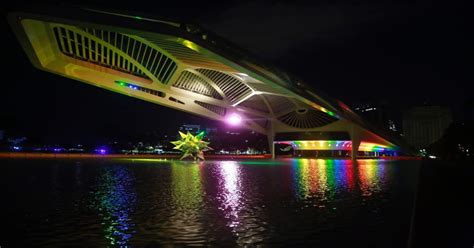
[0, 158, 419, 247]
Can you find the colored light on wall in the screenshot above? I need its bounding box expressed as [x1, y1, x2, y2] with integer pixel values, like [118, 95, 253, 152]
[116, 80, 137, 89]
[182, 40, 200, 52]
[358, 142, 396, 152]
[278, 140, 352, 151]
[115, 80, 166, 98]
[116, 80, 140, 91]
[318, 106, 338, 118]
[277, 140, 398, 152]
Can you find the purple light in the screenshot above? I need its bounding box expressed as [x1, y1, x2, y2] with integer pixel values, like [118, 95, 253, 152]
[226, 113, 242, 126]
[94, 148, 107, 154]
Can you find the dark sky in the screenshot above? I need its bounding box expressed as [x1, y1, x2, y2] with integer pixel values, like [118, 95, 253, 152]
[1, 1, 472, 144]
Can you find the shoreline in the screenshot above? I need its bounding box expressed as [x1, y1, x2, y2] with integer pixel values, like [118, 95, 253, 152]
[0, 152, 420, 160]
[0, 152, 270, 159]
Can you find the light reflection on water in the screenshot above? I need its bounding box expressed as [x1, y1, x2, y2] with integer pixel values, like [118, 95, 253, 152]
[291, 159, 355, 205]
[358, 159, 387, 197]
[166, 161, 206, 243]
[91, 166, 137, 247]
[1, 158, 418, 247]
[214, 161, 268, 245]
[95, 159, 392, 246]
[216, 161, 242, 230]
[290, 159, 390, 201]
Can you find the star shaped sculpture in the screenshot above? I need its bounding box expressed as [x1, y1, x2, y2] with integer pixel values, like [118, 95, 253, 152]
[170, 131, 212, 160]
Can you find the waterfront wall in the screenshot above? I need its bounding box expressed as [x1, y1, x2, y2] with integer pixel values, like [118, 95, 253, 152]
[0, 152, 272, 160]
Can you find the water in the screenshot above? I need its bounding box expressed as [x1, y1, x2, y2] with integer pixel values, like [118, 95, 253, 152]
[0, 158, 420, 247]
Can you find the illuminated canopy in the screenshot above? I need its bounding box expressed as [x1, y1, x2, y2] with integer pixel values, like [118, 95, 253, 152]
[7, 6, 407, 157]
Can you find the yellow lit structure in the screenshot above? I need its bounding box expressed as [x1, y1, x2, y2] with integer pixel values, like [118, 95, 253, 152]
[7, 6, 407, 158]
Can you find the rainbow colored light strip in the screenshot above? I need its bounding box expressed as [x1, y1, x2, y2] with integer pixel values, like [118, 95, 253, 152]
[277, 140, 398, 152]
[358, 142, 397, 152]
[278, 140, 352, 151]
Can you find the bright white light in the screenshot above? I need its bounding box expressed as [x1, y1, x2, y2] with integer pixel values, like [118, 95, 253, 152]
[226, 113, 242, 126]
[429, 155, 437, 159]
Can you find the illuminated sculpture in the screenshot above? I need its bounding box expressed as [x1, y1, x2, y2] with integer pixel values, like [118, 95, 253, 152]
[171, 131, 212, 160]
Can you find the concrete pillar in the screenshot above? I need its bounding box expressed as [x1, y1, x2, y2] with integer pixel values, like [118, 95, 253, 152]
[351, 139, 360, 160]
[267, 121, 275, 159]
[351, 124, 361, 161]
[269, 137, 275, 159]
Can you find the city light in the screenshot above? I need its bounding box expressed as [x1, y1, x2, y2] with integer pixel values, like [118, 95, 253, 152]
[95, 148, 108, 154]
[226, 113, 242, 126]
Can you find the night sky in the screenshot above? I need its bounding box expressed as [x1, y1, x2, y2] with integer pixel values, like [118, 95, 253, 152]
[1, 1, 472, 144]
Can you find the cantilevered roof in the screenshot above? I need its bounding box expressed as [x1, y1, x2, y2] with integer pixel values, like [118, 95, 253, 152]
[6, 5, 408, 152]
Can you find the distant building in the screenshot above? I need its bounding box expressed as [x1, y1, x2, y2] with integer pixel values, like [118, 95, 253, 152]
[403, 106, 452, 149]
[179, 124, 201, 134]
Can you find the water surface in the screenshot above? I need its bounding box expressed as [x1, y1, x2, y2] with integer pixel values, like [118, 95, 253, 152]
[0, 158, 419, 247]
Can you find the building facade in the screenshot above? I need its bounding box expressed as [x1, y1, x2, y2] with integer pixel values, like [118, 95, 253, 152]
[403, 106, 452, 149]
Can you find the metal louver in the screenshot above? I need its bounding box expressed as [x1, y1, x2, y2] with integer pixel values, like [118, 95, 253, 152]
[173, 71, 223, 99]
[196, 69, 252, 104]
[277, 108, 338, 128]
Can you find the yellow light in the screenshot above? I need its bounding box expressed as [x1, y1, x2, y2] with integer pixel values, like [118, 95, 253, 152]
[182, 40, 200, 52]
[121, 158, 168, 162]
